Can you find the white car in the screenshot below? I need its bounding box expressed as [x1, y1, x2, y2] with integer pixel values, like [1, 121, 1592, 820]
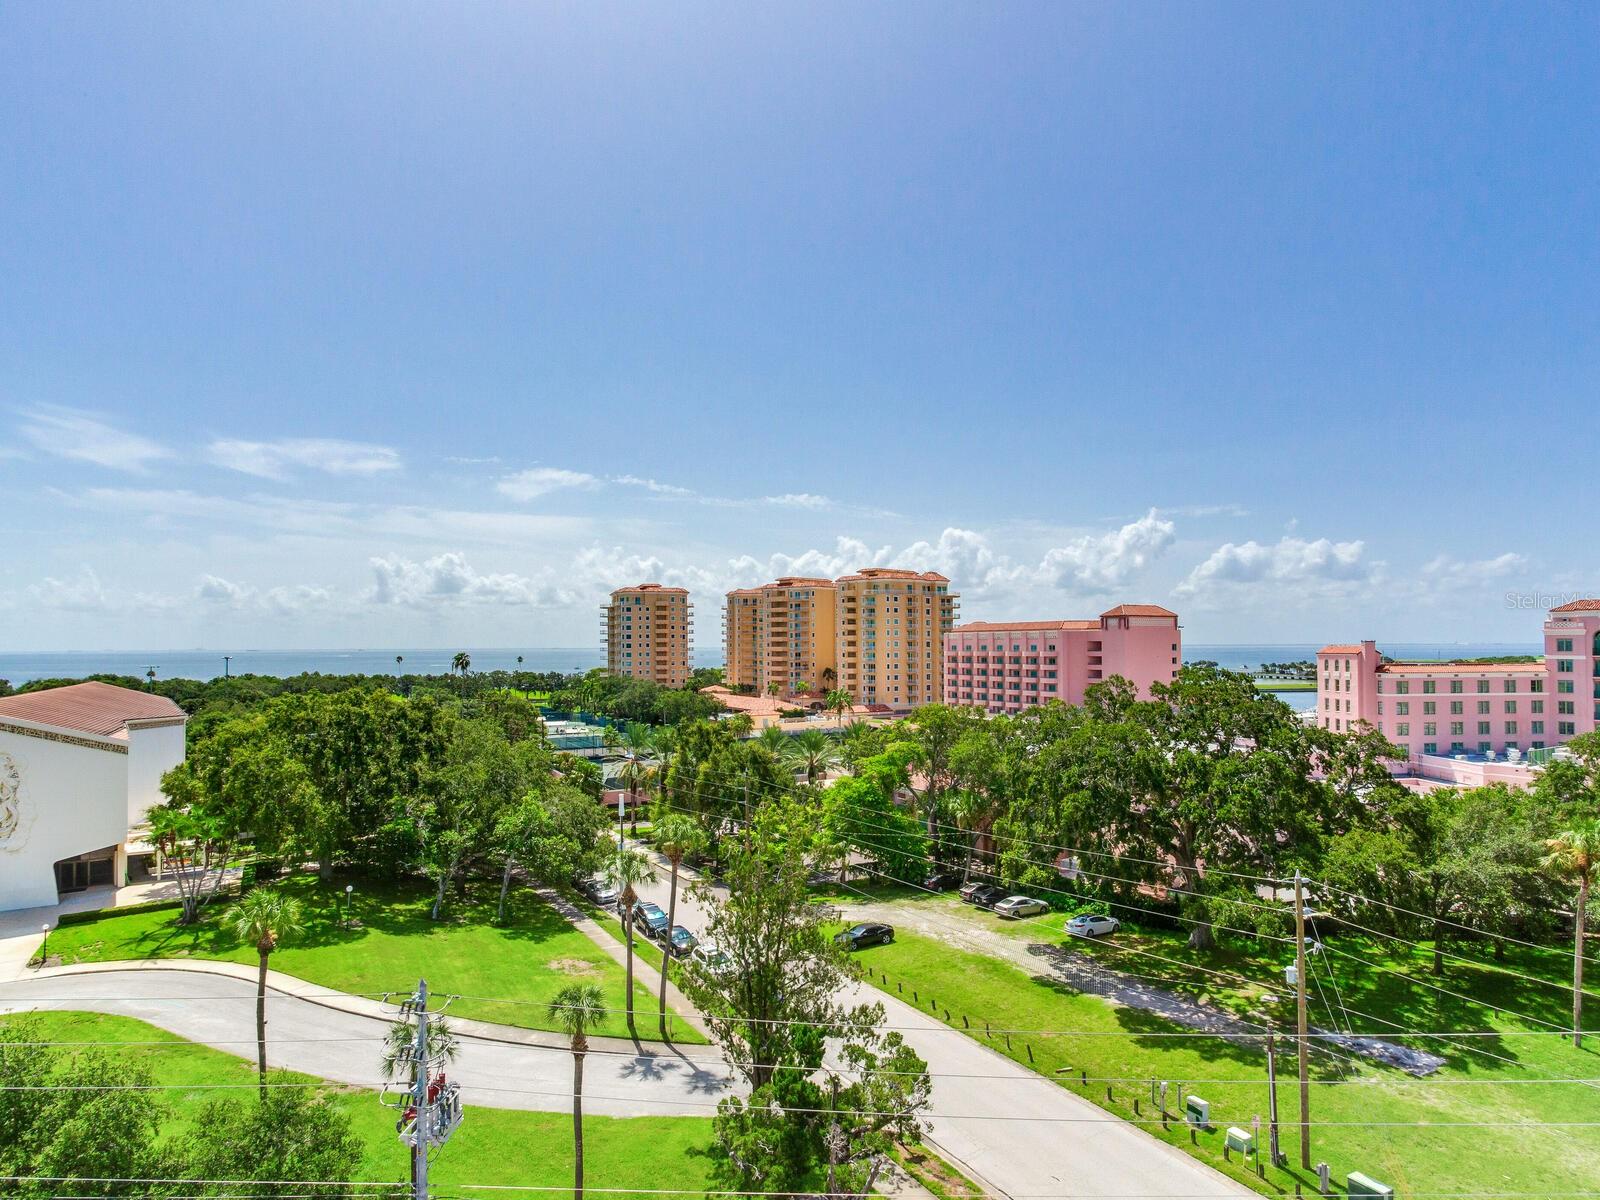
[691, 941, 734, 978]
[1065, 914, 1121, 938]
[993, 895, 1049, 919]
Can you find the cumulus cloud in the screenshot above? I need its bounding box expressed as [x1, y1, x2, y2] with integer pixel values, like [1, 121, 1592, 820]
[25, 567, 175, 614]
[18, 406, 172, 474]
[1039, 509, 1177, 591]
[367, 552, 574, 607]
[612, 475, 696, 497]
[1176, 535, 1372, 598]
[496, 467, 600, 501]
[208, 437, 402, 479]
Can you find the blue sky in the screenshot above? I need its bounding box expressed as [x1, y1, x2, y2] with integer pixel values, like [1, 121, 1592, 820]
[2, 4, 1595, 651]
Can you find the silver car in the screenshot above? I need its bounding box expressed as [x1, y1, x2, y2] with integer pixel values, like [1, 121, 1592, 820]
[993, 895, 1049, 919]
[1065, 913, 1121, 938]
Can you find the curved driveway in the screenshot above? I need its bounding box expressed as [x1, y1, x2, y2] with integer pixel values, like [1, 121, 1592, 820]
[0, 966, 736, 1118]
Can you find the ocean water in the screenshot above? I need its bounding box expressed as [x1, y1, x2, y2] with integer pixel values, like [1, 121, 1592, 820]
[0, 642, 1542, 714]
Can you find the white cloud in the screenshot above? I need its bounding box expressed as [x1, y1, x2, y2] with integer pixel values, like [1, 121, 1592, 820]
[1176, 535, 1371, 598]
[763, 493, 835, 510]
[1420, 552, 1528, 583]
[208, 437, 402, 479]
[196, 574, 252, 605]
[367, 552, 575, 608]
[25, 567, 175, 614]
[496, 467, 600, 501]
[18, 406, 172, 473]
[613, 474, 696, 497]
[1039, 509, 1177, 591]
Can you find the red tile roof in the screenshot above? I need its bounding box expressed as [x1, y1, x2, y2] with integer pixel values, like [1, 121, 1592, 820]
[0, 681, 186, 738]
[952, 620, 1096, 632]
[1377, 661, 1545, 675]
[1099, 604, 1179, 619]
[1552, 599, 1600, 613]
[836, 568, 951, 583]
[1319, 644, 1367, 654]
[612, 583, 689, 596]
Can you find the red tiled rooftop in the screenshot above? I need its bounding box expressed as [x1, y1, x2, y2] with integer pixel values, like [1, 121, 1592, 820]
[952, 619, 1097, 632]
[1099, 604, 1179, 619]
[836, 568, 951, 583]
[0, 681, 186, 738]
[1319, 644, 1367, 654]
[1552, 599, 1600, 613]
[612, 583, 689, 596]
[1378, 661, 1545, 675]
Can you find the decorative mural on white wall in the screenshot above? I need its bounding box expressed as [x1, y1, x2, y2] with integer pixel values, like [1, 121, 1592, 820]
[0, 748, 31, 852]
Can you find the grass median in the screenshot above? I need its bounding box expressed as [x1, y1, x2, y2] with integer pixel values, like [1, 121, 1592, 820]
[40, 872, 700, 1042]
[0, 1009, 715, 1194]
[846, 920, 1600, 1199]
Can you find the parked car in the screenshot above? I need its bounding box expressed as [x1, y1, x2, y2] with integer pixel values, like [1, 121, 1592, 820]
[971, 884, 1009, 909]
[1065, 914, 1121, 938]
[994, 895, 1049, 919]
[835, 922, 895, 950]
[577, 875, 618, 907]
[691, 941, 733, 977]
[924, 871, 962, 892]
[958, 880, 992, 903]
[668, 925, 698, 957]
[632, 900, 670, 940]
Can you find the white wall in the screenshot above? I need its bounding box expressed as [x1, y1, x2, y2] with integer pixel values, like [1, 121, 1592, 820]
[125, 721, 187, 827]
[0, 724, 132, 912]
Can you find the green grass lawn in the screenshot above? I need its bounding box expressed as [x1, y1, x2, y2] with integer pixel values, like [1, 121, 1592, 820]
[1253, 679, 1315, 692]
[0, 1010, 716, 1195]
[847, 920, 1600, 1199]
[41, 873, 701, 1042]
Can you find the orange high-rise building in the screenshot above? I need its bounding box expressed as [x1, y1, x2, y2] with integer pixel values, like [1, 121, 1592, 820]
[603, 584, 692, 687]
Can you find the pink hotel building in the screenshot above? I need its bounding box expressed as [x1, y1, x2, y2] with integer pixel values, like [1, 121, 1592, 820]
[1317, 600, 1600, 763]
[942, 604, 1182, 714]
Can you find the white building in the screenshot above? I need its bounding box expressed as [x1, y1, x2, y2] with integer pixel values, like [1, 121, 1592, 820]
[0, 681, 188, 912]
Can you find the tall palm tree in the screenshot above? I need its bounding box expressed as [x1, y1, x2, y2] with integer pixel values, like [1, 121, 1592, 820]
[617, 723, 659, 837]
[767, 681, 783, 700]
[652, 814, 706, 1040]
[224, 889, 305, 1093]
[820, 666, 837, 691]
[549, 983, 607, 1200]
[825, 688, 854, 728]
[757, 724, 790, 756]
[606, 847, 657, 1035]
[395, 654, 404, 670]
[1544, 822, 1600, 1047]
[452, 650, 471, 675]
[788, 728, 839, 788]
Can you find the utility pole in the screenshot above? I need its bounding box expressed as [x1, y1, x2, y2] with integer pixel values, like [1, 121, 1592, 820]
[410, 980, 431, 1200]
[223, 655, 231, 679]
[1265, 1032, 1283, 1167]
[1293, 871, 1311, 1169]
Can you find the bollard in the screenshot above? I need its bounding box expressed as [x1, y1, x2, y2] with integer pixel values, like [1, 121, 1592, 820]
[1026, 1042, 1033, 1062]
[1005, 1032, 1012, 1051]
[985, 1020, 991, 1038]
[1105, 1085, 1112, 1103]
[1133, 1098, 1140, 1116]
[1080, 1070, 1087, 1086]
[943, 1007, 951, 1021]
[962, 1014, 970, 1029]
[914, 990, 919, 1003]
[1190, 1128, 1196, 1145]
[897, 981, 903, 993]
[1257, 1161, 1264, 1180]
[1224, 1144, 1231, 1163]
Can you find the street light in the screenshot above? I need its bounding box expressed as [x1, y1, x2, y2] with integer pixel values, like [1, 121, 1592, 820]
[39, 923, 50, 965]
[344, 883, 355, 927]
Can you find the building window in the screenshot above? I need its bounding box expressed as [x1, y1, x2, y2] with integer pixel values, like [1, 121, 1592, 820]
[1423, 680, 1437, 694]
[1450, 681, 1464, 694]
[1557, 638, 1574, 652]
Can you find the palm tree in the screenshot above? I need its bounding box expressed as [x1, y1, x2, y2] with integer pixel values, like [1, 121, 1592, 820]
[825, 688, 854, 728]
[793, 678, 812, 695]
[224, 889, 305, 1093]
[145, 666, 157, 690]
[652, 815, 706, 1040]
[606, 847, 657, 1035]
[452, 650, 471, 675]
[767, 681, 783, 700]
[381, 1012, 459, 1088]
[820, 666, 837, 691]
[757, 724, 790, 756]
[617, 723, 659, 837]
[1544, 822, 1600, 1047]
[788, 728, 839, 788]
[549, 983, 607, 1200]
[395, 654, 404, 670]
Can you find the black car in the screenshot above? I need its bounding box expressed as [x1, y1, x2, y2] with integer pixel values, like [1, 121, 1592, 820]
[632, 900, 670, 940]
[958, 880, 992, 903]
[924, 871, 962, 892]
[971, 884, 1009, 909]
[835, 922, 894, 950]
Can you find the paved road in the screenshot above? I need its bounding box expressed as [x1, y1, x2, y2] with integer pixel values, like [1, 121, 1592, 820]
[627, 845, 1253, 1200]
[0, 967, 737, 1118]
